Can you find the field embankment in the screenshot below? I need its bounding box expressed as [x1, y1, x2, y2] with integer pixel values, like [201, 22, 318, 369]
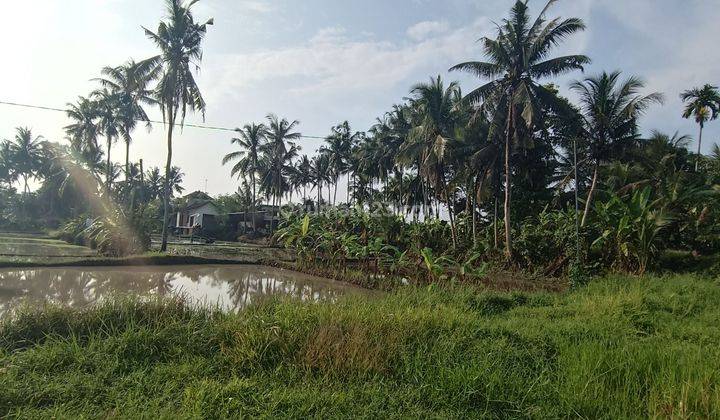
[0, 233, 295, 268]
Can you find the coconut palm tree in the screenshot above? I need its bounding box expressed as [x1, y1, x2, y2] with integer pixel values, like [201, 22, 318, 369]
[0, 141, 17, 188]
[91, 89, 123, 190]
[324, 121, 359, 205]
[143, 0, 213, 251]
[570, 71, 663, 227]
[311, 153, 331, 212]
[450, 0, 589, 259]
[162, 166, 185, 197]
[680, 84, 720, 171]
[291, 154, 314, 205]
[7, 127, 45, 194]
[264, 114, 301, 211]
[402, 75, 463, 247]
[145, 167, 164, 200]
[95, 59, 157, 178]
[222, 123, 266, 210]
[64, 96, 100, 154]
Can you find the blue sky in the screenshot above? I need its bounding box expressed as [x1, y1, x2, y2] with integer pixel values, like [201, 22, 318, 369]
[1, 0, 719, 195]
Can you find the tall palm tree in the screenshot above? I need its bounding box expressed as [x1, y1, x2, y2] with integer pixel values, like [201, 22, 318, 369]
[291, 154, 314, 205]
[324, 121, 358, 205]
[7, 127, 45, 194]
[143, 0, 213, 251]
[402, 75, 462, 247]
[222, 123, 266, 210]
[91, 88, 122, 190]
[145, 167, 164, 200]
[0, 141, 17, 188]
[95, 59, 157, 178]
[64, 96, 100, 154]
[264, 114, 301, 211]
[311, 153, 331, 212]
[162, 166, 185, 197]
[450, 0, 589, 259]
[680, 84, 720, 171]
[570, 71, 663, 227]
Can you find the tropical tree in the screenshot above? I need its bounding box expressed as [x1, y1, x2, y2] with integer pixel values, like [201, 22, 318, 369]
[291, 154, 314, 204]
[680, 84, 720, 171]
[324, 121, 359, 204]
[145, 167, 165, 200]
[401, 75, 462, 247]
[311, 153, 332, 212]
[222, 123, 266, 212]
[450, 0, 589, 259]
[570, 71, 663, 226]
[95, 59, 157, 177]
[263, 114, 301, 211]
[143, 0, 213, 251]
[91, 88, 122, 190]
[0, 141, 17, 188]
[64, 96, 100, 154]
[7, 127, 45, 193]
[163, 166, 185, 197]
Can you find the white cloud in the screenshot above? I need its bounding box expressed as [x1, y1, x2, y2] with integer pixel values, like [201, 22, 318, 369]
[406, 20, 450, 41]
[206, 17, 493, 103]
[237, 0, 277, 14]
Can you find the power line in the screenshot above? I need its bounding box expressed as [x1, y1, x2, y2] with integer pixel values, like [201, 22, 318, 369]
[0, 100, 327, 139]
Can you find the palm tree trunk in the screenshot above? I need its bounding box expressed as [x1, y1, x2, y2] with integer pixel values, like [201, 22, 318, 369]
[317, 182, 321, 214]
[696, 123, 704, 172]
[106, 135, 113, 191]
[333, 177, 338, 206]
[251, 172, 257, 234]
[347, 173, 351, 204]
[493, 196, 499, 249]
[503, 105, 513, 260]
[581, 163, 599, 228]
[160, 109, 175, 252]
[443, 177, 457, 248]
[125, 139, 131, 182]
[473, 177, 482, 248]
[23, 175, 29, 194]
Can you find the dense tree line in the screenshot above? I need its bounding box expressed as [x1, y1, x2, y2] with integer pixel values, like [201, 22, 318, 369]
[262, 2, 719, 275]
[1, 0, 718, 271]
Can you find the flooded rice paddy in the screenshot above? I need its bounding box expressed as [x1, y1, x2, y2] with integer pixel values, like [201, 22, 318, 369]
[0, 265, 370, 316]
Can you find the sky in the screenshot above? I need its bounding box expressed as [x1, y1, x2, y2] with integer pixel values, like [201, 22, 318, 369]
[1, 0, 719, 197]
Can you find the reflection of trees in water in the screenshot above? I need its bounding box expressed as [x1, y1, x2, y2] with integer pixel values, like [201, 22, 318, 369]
[0, 269, 170, 314]
[0, 269, 97, 313]
[0, 266, 357, 315]
[222, 268, 347, 311]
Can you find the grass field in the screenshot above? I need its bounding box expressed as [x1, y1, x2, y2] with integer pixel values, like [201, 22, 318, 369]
[1, 273, 719, 418]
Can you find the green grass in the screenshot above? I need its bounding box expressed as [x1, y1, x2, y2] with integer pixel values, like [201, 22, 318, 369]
[1, 274, 719, 418]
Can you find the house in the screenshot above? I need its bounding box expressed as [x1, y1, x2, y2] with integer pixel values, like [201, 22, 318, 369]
[173, 191, 220, 236]
[228, 204, 281, 235]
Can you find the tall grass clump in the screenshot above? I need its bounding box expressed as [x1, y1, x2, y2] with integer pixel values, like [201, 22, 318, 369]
[1, 274, 719, 418]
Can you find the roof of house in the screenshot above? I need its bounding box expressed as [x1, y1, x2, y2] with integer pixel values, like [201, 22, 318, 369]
[177, 191, 218, 213]
[183, 200, 217, 212]
[182, 191, 213, 201]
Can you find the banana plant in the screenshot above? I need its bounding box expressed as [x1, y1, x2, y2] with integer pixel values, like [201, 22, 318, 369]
[592, 187, 672, 275]
[420, 247, 450, 283]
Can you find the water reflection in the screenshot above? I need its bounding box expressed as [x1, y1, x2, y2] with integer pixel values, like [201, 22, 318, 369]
[0, 265, 368, 315]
